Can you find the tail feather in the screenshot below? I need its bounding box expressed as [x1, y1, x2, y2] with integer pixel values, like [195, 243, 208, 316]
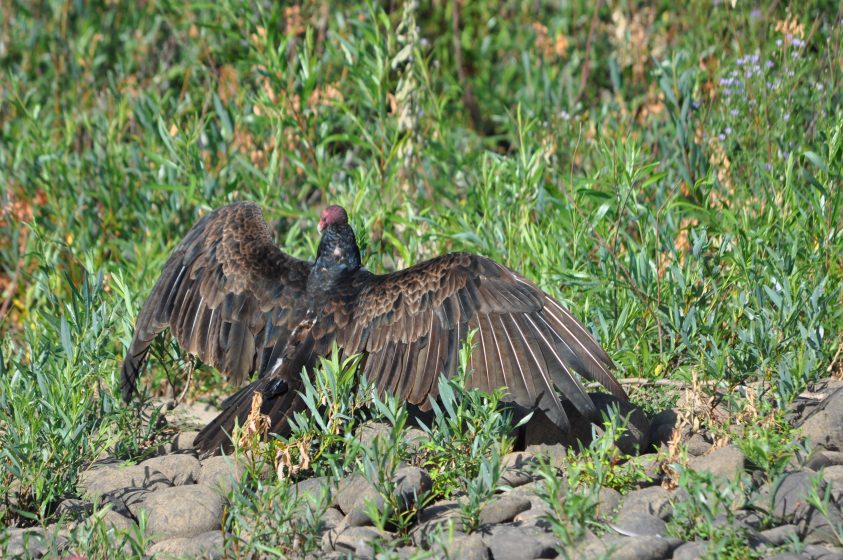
[193, 332, 322, 458]
[193, 375, 304, 458]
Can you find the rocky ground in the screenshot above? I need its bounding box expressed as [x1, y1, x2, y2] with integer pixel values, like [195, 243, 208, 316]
[5, 379, 843, 559]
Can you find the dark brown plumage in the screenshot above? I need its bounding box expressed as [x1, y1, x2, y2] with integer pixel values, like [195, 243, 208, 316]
[122, 202, 627, 457]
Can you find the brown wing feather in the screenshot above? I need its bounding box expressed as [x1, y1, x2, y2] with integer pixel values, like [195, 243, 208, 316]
[121, 201, 312, 402]
[338, 252, 626, 429]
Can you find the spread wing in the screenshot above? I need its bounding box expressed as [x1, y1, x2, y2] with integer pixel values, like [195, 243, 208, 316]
[120, 201, 313, 402]
[337, 252, 626, 431]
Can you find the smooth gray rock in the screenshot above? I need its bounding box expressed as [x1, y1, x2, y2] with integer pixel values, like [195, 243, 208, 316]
[597, 486, 622, 519]
[479, 493, 532, 525]
[393, 466, 432, 510]
[583, 536, 682, 560]
[156, 430, 200, 456]
[324, 525, 391, 556]
[163, 401, 222, 431]
[412, 500, 464, 547]
[479, 524, 557, 560]
[800, 388, 843, 451]
[441, 533, 490, 560]
[356, 422, 391, 448]
[3, 528, 51, 558]
[499, 452, 539, 487]
[672, 541, 708, 560]
[768, 471, 824, 520]
[321, 507, 345, 531]
[617, 485, 674, 520]
[610, 511, 668, 537]
[403, 428, 427, 454]
[78, 464, 172, 499]
[524, 443, 568, 469]
[803, 545, 843, 560]
[335, 473, 377, 514]
[199, 455, 244, 495]
[579, 534, 680, 559]
[139, 453, 201, 486]
[760, 523, 799, 546]
[806, 450, 843, 470]
[822, 465, 843, 492]
[100, 508, 136, 531]
[293, 476, 333, 509]
[688, 445, 746, 480]
[55, 498, 93, 522]
[129, 485, 225, 541]
[147, 530, 223, 559]
[686, 432, 713, 456]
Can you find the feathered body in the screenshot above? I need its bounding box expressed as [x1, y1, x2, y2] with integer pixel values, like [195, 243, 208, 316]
[122, 202, 626, 457]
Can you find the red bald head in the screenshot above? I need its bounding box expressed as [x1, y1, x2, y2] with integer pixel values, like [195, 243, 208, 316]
[318, 205, 349, 233]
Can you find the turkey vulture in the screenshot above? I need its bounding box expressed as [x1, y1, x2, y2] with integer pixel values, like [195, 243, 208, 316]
[122, 202, 626, 457]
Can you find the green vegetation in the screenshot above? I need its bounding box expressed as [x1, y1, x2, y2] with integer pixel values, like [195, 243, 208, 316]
[1, 0, 840, 557]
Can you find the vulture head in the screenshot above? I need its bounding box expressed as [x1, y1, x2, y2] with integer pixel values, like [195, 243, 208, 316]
[318, 205, 349, 233]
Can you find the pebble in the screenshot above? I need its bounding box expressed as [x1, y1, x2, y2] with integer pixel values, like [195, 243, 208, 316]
[147, 530, 223, 559]
[198, 455, 244, 495]
[129, 485, 225, 540]
[688, 444, 746, 480]
[479, 493, 532, 524]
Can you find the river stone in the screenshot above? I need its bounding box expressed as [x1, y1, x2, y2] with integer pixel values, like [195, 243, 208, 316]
[610, 511, 668, 537]
[686, 432, 713, 456]
[805, 450, 843, 470]
[597, 486, 622, 519]
[156, 431, 200, 456]
[78, 464, 172, 499]
[293, 476, 333, 509]
[688, 445, 746, 480]
[768, 471, 825, 520]
[324, 525, 391, 556]
[441, 533, 490, 560]
[672, 541, 709, 560]
[499, 451, 539, 487]
[616, 485, 674, 520]
[800, 388, 843, 451]
[579, 534, 680, 559]
[802, 545, 843, 560]
[479, 524, 557, 560]
[55, 499, 93, 522]
[355, 422, 391, 448]
[479, 493, 532, 524]
[129, 485, 225, 540]
[393, 466, 432, 510]
[4, 528, 50, 558]
[164, 401, 222, 431]
[822, 465, 843, 492]
[100, 508, 136, 531]
[321, 507, 344, 531]
[760, 523, 799, 546]
[139, 454, 201, 486]
[199, 455, 244, 495]
[412, 500, 464, 547]
[335, 473, 376, 514]
[525, 443, 568, 469]
[147, 530, 223, 559]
